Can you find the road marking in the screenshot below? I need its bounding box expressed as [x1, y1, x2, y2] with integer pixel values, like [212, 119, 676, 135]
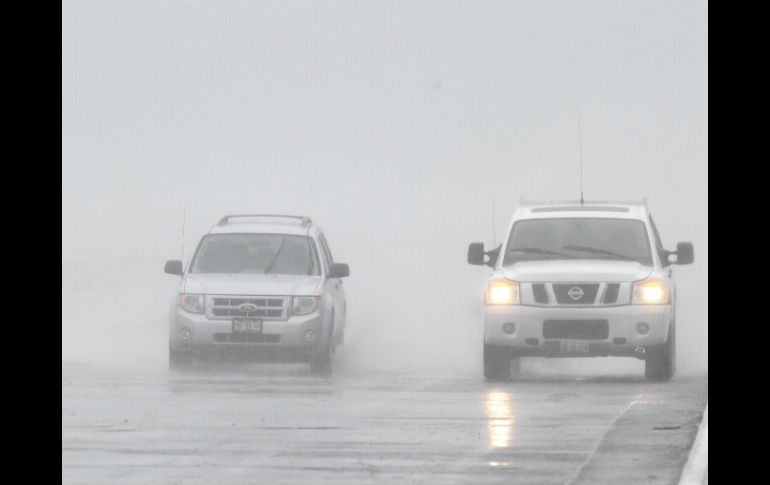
[678, 404, 708, 485]
[563, 391, 645, 485]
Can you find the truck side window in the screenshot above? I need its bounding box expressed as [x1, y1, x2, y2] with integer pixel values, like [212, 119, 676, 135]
[648, 216, 668, 266]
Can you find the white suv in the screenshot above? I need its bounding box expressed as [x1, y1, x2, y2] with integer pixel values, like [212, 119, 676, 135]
[468, 200, 693, 381]
[164, 215, 349, 376]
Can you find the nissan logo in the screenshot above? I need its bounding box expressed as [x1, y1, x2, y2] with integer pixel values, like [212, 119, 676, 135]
[238, 303, 258, 312]
[567, 286, 585, 301]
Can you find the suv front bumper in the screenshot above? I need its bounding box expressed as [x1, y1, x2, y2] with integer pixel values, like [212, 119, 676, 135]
[484, 304, 671, 357]
[169, 307, 328, 362]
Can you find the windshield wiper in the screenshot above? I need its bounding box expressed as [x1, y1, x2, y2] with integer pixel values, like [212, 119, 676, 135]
[509, 247, 576, 259]
[562, 245, 636, 261]
[264, 238, 286, 274]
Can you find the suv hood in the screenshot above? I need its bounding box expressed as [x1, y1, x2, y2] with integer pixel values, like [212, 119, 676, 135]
[183, 274, 322, 296]
[502, 260, 653, 283]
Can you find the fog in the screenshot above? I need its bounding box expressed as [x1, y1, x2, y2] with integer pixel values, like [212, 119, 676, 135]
[62, 0, 707, 376]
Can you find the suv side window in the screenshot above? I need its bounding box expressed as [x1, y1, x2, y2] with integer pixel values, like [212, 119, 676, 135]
[648, 215, 668, 266]
[318, 233, 334, 274]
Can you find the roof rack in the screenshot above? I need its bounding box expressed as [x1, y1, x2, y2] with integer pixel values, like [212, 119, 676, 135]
[216, 214, 313, 227]
[518, 197, 647, 207]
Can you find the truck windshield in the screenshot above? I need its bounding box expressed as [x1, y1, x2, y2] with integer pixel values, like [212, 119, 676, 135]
[502, 218, 652, 266]
[190, 234, 320, 275]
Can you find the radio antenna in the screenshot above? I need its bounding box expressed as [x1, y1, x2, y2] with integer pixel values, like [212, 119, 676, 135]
[181, 201, 187, 263]
[578, 105, 584, 205]
[492, 196, 497, 247]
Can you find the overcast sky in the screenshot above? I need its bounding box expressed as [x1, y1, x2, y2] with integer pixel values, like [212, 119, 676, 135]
[62, 0, 708, 372]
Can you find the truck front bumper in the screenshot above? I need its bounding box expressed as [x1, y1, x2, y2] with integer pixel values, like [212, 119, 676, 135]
[484, 304, 671, 357]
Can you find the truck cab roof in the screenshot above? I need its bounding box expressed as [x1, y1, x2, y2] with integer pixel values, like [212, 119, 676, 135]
[514, 200, 649, 221]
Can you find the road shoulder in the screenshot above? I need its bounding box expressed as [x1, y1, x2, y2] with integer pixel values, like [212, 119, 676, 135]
[569, 375, 708, 485]
[678, 404, 708, 485]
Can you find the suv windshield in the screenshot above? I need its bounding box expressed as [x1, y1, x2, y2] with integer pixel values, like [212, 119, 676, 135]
[503, 218, 652, 266]
[190, 234, 320, 275]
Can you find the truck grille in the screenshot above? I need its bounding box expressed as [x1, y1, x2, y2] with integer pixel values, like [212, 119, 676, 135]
[525, 282, 629, 306]
[603, 284, 620, 304]
[553, 284, 599, 304]
[532, 284, 549, 304]
[207, 296, 289, 320]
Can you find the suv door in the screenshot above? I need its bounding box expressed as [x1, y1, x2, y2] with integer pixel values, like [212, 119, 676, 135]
[318, 233, 346, 345]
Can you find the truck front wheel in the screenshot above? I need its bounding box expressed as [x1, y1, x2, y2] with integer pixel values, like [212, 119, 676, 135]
[644, 321, 676, 381]
[484, 344, 519, 381]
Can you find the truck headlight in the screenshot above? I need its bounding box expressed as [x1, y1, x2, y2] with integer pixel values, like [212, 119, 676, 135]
[293, 296, 321, 315]
[177, 293, 205, 314]
[632, 279, 669, 304]
[486, 278, 520, 305]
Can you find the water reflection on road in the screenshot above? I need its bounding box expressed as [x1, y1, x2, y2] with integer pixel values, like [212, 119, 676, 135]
[485, 389, 515, 450]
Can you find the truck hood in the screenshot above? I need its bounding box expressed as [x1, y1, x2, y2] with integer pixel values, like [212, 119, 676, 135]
[501, 260, 653, 283]
[183, 274, 322, 296]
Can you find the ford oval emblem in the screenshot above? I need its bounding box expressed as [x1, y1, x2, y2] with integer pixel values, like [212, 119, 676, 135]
[239, 303, 258, 312]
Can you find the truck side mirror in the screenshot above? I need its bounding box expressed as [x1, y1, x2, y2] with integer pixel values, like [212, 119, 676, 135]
[468, 242, 486, 265]
[468, 243, 501, 268]
[164, 260, 184, 276]
[671, 242, 694, 265]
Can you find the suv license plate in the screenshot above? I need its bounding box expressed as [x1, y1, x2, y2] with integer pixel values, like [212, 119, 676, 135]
[561, 340, 590, 354]
[233, 318, 262, 334]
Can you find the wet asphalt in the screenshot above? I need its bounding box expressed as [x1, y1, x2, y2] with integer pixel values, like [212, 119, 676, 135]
[61, 364, 707, 484]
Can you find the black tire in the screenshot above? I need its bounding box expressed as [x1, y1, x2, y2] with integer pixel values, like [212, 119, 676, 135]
[310, 327, 334, 378]
[645, 321, 676, 381]
[484, 344, 514, 381]
[510, 355, 521, 379]
[169, 348, 192, 373]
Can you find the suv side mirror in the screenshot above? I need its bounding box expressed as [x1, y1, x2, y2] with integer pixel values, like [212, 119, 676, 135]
[329, 262, 350, 278]
[164, 260, 184, 276]
[468, 242, 501, 268]
[670, 242, 694, 265]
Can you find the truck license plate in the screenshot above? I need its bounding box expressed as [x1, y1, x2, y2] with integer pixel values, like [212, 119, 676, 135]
[560, 340, 590, 354]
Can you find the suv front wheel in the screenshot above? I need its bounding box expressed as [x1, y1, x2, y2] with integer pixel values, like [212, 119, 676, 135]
[169, 348, 192, 373]
[310, 325, 334, 378]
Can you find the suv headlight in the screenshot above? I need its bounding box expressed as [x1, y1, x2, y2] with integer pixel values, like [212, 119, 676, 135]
[485, 278, 520, 305]
[632, 279, 669, 304]
[293, 296, 321, 315]
[177, 293, 205, 314]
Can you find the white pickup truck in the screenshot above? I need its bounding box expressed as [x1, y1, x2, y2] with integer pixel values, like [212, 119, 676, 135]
[468, 200, 693, 381]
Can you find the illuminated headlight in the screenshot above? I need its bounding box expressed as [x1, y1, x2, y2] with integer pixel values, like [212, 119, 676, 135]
[485, 279, 520, 305]
[293, 296, 321, 315]
[632, 279, 669, 304]
[176, 293, 205, 314]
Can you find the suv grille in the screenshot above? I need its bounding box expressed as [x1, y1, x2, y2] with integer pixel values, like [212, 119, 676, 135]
[208, 296, 288, 319]
[213, 333, 281, 344]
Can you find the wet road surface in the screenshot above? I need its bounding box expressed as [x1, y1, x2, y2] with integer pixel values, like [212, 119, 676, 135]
[62, 364, 707, 484]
